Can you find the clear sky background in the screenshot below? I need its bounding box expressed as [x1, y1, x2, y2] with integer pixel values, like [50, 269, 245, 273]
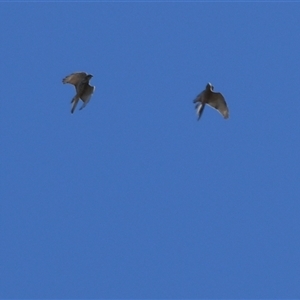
[1, 2, 300, 299]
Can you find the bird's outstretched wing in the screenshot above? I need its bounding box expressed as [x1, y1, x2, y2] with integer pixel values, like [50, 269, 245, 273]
[71, 96, 80, 114]
[193, 91, 206, 119]
[193, 91, 204, 104]
[195, 102, 206, 120]
[62, 72, 88, 86]
[207, 92, 229, 119]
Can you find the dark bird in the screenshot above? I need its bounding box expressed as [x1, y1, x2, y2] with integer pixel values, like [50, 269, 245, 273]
[193, 83, 229, 120]
[62, 72, 95, 114]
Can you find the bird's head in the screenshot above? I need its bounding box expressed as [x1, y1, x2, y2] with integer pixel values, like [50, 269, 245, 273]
[206, 82, 214, 91]
[86, 74, 93, 80]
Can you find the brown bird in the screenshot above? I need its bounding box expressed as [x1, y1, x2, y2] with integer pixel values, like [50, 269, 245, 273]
[62, 72, 95, 114]
[193, 83, 229, 120]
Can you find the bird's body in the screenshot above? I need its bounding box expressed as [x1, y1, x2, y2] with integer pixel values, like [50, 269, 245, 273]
[62, 72, 95, 113]
[193, 83, 229, 120]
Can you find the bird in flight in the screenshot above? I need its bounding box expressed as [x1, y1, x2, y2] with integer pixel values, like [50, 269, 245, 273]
[62, 72, 95, 114]
[193, 83, 229, 120]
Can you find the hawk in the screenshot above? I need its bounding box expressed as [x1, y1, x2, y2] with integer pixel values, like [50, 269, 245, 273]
[62, 72, 95, 114]
[193, 83, 229, 120]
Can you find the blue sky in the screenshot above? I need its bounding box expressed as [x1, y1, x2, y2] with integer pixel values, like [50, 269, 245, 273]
[1, 2, 300, 299]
